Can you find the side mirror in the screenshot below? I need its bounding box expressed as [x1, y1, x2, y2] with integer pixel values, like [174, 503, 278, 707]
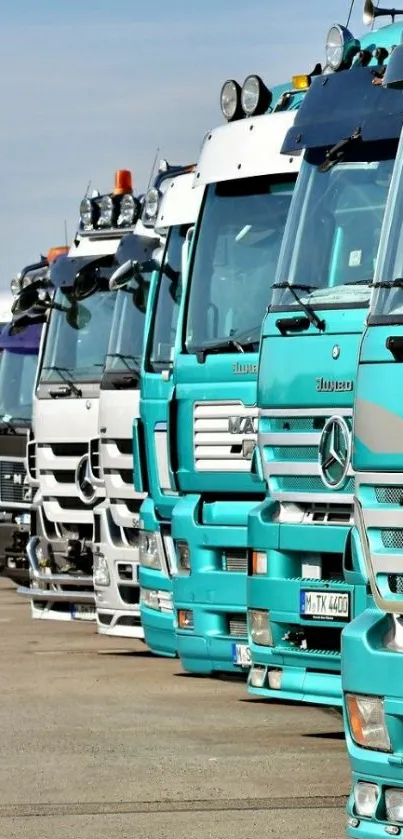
[66, 301, 91, 330]
[11, 285, 41, 316]
[73, 262, 100, 300]
[383, 43, 403, 89]
[109, 259, 139, 290]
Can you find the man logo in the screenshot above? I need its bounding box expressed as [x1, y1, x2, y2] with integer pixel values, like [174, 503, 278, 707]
[228, 416, 256, 435]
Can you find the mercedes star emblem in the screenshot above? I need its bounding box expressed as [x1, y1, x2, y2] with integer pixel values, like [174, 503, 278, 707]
[75, 454, 97, 505]
[318, 416, 351, 490]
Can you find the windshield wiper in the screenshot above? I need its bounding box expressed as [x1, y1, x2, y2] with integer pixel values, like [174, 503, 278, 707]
[193, 338, 249, 364]
[42, 366, 82, 398]
[373, 278, 403, 289]
[272, 283, 326, 333]
[344, 279, 374, 286]
[319, 131, 362, 173]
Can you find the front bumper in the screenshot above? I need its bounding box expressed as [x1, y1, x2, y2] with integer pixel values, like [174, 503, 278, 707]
[93, 505, 143, 640]
[18, 535, 95, 621]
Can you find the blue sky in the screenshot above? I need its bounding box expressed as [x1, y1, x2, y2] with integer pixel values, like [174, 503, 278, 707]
[1, 1, 367, 284]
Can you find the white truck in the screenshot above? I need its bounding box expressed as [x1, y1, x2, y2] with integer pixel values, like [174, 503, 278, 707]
[93, 165, 201, 637]
[17, 170, 151, 620]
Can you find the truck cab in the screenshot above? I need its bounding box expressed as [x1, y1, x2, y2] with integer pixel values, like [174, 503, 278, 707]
[340, 31, 403, 837]
[137, 167, 202, 656]
[171, 76, 304, 674]
[247, 19, 403, 706]
[18, 170, 143, 620]
[0, 274, 39, 584]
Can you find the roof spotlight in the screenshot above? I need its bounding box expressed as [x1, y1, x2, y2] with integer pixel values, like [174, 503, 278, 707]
[220, 79, 243, 122]
[241, 75, 272, 116]
[325, 24, 360, 72]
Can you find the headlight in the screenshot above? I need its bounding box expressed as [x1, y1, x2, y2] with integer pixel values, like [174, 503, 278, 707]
[97, 195, 114, 227]
[140, 588, 159, 610]
[386, 788, 403, 823]
[118, 193, 136, 227]
[139, 531, 161, 570]
[176, 541, 190, 573]
[80, 197, 93, 230]
[11, 276, 21, 297]
[325, 24, 359, 72]
[144, 187, 159, 222]
[220, 79, 242, 122]
[248, 609, 273, 646]
[241, 74, 272, 117]
[93, 553, 110, 587]
[346, 694, 391, 752]
[354, 781, 379, 818]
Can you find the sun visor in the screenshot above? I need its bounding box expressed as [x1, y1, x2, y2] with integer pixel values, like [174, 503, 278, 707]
[282, 67, 403, 153]
[114, 232, 159, 267]
[49, 253, 115, 289]
[0, 321, 42, 353]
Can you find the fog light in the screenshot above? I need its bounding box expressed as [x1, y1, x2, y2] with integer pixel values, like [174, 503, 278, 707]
[139, 531, 161, 570]
[249, 665, 266, 688]
[178, 609, 194, 630]
[386, 789, 403, 824]
[248, 609, 273, 646]
[354, 781, 379, 818]
[176, 541, 190, 573]
[252, 551, 267, 575]
[140, 588, 159, 610]
[347, 816, 360, 829]
[93, 554, 110, 587]
[268, 668, 282, 690]
[386, 826, 401, 836]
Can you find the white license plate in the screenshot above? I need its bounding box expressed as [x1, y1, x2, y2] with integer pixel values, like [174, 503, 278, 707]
[232, 643, 251, 667]
[70, 605, 96, 621]
[300, 590, 350, 621]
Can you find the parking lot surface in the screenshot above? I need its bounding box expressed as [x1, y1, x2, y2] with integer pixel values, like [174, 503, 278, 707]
[0, 579, 349, 838]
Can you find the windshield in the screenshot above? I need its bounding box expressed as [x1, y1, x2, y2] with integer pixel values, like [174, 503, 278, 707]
[271, 142, 396, 311]
[371, 134, 403, 319]
[104, 272, 151, 374]
[0, 348, 38, 424]
[185, 175, 295, 352]
[40, 285, 116, 384]
[148, 224, 189, 371]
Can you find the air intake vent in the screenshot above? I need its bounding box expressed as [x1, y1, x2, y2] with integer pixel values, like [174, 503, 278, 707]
[223, 549, 248, 573]
[228, 615, 248, 638]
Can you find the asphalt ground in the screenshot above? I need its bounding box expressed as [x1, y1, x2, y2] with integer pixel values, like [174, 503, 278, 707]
[0, 578, 349, 838]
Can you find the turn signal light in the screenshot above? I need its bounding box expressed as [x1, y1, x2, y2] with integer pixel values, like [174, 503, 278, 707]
[292, 74, 311, 90]
[47, 246, 69, 263]
[113, 169, 133, 195]
[252, 551, 267, 575]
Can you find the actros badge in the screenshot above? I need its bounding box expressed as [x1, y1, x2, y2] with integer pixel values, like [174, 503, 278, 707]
[318, 416, 351, 490]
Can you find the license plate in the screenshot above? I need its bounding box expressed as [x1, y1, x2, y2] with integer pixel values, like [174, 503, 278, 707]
[70, 605, 96, 621]
[300, 590, 350, 621]
[232, 643, 251, 667]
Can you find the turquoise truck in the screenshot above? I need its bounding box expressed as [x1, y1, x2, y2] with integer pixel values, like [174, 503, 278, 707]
[340, 30, 403, 839]
[247, 17, 403, 705]
[137, 165, 202, 656]
[170, 76, 306, 674]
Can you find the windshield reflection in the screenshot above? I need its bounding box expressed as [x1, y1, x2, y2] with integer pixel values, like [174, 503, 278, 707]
[104, 273, 151, 375]
[40, 286, 116, 384]
[185, 175, 295, 352]
[0, 348, 38, 424]
[148, 224, 188, 371]
[271, 142, 396, 311]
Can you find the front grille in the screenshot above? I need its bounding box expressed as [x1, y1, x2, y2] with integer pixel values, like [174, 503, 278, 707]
[89, 438, 101, 480]
[375, 486, 403, 505]
[0, 461, 26, 504]
[114, 439, 133, 456]
[46, 442, 87, 457]
[223, 549, 248, 573]
[116, 615, 141, 627]
[228, 615, 248, 638]
[117, 563, 134, 581]
[98, 613, 113, 626]
[193, 402, 258, 473]
[389, 575, 403, 593]
[271, 446, 317, 461]
[277, 476, 354, 494]
[382, 529, 403, 550]
[118, 585, 140, 605]
[269, 417, 323, 432]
